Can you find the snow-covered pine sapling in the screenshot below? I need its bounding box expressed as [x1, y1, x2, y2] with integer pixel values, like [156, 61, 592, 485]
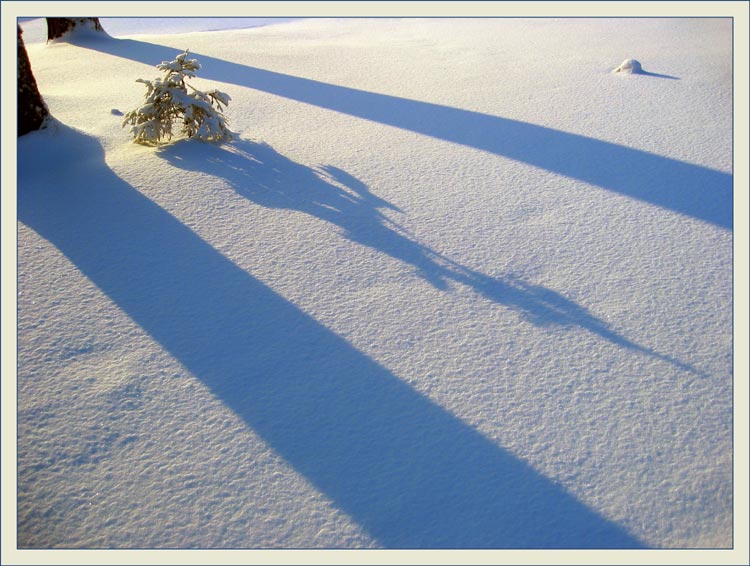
[123, 50, 232, 144]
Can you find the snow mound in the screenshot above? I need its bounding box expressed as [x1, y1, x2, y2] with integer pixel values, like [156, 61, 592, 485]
[613, 58, 644, 74]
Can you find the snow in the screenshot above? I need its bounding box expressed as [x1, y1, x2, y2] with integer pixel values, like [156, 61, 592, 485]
[7, 12, 745, 561]
[613, 58, 643, 74]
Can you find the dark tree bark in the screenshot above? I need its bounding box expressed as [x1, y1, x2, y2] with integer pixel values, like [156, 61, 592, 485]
[18, 25, 49, 137]
[46, 17, 104, 41]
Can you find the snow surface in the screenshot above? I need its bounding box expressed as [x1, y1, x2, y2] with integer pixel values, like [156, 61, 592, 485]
[14, 16, 734, 551]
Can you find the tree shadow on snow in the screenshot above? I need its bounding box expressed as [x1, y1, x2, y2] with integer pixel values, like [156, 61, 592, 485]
[18, 123, 646, 549]
[76, 36, 731, 230]
[159, 137, 706, 378]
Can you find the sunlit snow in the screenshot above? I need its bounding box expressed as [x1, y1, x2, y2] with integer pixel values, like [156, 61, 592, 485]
[14, 15, 734, 553]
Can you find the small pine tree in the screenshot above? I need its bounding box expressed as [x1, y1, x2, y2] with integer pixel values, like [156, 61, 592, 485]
[123, 50, 232, 144]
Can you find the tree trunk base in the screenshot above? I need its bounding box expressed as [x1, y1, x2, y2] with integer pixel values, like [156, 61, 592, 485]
[46, 17, 104, 41]
[18, 25, 49, 136]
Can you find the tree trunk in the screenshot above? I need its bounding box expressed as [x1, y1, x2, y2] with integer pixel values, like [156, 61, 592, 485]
[18, 25, 49, 137]
[46, 17, 103, 41]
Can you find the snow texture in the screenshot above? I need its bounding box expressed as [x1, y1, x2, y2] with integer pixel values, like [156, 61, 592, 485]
[14, 17, 734, 552]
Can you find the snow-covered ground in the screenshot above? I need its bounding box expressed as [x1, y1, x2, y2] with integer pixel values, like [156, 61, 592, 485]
[7, 13, 744, 557]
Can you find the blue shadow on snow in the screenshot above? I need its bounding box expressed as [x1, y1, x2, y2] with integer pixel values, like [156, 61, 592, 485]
[17, 124, 645, 549]
[77, 36, 731, 230]
[159, 138, 707, 377]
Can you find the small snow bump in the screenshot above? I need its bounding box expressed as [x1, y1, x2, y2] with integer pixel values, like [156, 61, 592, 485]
[613, 58, 643, 74]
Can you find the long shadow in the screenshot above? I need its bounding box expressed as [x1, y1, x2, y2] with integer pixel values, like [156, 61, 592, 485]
[17, 123, 645, 549]
[159, 137, 706, 377]
[639, 70, 680, 80]
[75, 35, 732, 229]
